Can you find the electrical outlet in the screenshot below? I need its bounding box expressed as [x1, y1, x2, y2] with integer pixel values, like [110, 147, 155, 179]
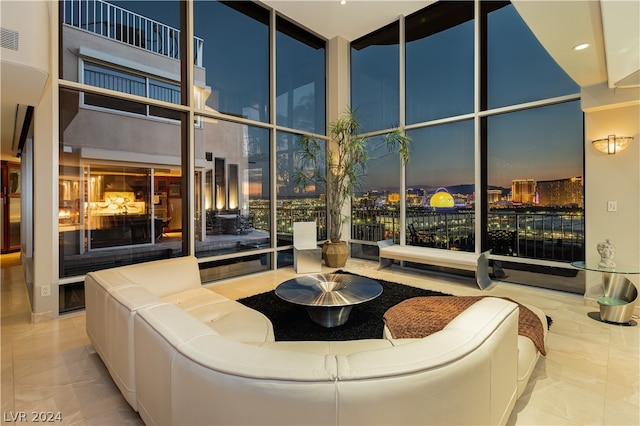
[41, 285, 51, 297]
[607, 201, 617, 212]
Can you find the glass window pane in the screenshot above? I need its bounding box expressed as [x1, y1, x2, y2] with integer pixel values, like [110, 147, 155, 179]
[276, 17, 326, 134]
[351, 135, 401, 243]
[59, 88, 183, 278]
[276, 131, 326, 246]
[199, 253, 271, 282]
[405, 121, 475, 251]
[406, 1, 474, 124]
[486, 101, 584, 261]
[195, 117, 271, 258]
[485, 3, 579, 109]
[194, 1, 269, 122]
[8, 167, 21, 247]
[351, 22, 399, 133]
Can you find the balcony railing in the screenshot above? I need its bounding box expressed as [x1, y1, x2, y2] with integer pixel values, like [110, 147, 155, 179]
[351, 207, 585, 263]
[250, 205, 327, 243]
[63, 0, 204, 66]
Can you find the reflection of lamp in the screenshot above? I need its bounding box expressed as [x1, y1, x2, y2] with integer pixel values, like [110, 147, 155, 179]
[592, 135, 633, 154]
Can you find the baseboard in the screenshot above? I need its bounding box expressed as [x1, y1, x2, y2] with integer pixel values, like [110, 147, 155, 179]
[31, 310, 53, 323]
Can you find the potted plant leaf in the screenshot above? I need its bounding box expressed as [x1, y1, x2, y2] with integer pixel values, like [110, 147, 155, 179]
[296, 108, 411, 267]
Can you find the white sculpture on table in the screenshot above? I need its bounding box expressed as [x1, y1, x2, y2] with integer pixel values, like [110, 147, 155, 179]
[596, 239, 616, 268]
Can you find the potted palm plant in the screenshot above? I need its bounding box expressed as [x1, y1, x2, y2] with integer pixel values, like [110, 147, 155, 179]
[296, 108, 411, 267]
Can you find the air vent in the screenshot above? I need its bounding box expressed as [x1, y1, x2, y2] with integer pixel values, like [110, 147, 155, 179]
[1, 27, 19, 51]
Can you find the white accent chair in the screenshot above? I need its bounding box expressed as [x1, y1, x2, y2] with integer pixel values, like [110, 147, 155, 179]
[293, 221, 322, 273]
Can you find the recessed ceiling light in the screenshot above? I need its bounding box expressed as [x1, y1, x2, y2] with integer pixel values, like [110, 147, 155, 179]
[340, 0, 346, 5]
[573, 43, 590, 51]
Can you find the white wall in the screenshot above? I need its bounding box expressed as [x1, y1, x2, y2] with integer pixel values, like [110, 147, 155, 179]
[21, 1, 59, 321]
[583, 83, 640, 307]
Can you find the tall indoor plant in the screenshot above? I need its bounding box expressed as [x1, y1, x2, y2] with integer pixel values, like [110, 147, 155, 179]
[296, 108, 411, 267]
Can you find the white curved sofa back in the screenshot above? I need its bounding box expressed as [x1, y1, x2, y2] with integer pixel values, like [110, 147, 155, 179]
[85, 256, 201, 410]
[134, 297, 519, 426]
[87, 256, 201, 296]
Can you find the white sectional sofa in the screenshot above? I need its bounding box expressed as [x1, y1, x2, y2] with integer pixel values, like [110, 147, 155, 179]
[85, 256, 546, 426]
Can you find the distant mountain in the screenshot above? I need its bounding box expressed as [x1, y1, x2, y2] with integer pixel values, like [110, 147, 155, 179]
[422, 184, 508, 195]
[373, 184, 509, 195]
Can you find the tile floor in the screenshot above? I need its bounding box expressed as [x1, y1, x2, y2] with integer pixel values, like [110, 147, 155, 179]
[1, 252, 639, 425]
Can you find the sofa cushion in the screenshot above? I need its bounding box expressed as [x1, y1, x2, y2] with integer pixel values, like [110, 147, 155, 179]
[114, 256, 202, 297]
[186, 300, 275, 343]
[135, 303, 335, 381]
[112, 285, 165, 311]
[161, 287, 230, 310]
[86, 268, 139, 294]
[259, 339, 394, 355]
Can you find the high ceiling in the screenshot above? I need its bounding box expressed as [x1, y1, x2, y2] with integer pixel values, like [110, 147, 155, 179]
[262, 0, 639, 90]
[261, 0, 433, 42]
[2, 1, 639, 161]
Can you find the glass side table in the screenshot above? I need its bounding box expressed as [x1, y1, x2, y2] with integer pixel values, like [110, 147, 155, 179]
[571, 261, 639, 325]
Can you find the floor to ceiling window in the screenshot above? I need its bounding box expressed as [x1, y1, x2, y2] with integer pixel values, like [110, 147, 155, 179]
[483, 2, 583, 265]
[192, 1, 326, 280]
[350, 0, 584, 286]
[58, 0, 326, 297]
[274, 14, 327, 258]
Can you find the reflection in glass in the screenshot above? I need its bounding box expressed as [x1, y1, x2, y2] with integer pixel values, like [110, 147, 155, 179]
[351, 22, 399, 133]
[406, 1, 474, 124]
[276, 131, 326, 247]
[195, 117, 271, 259]
[228, 164, 239, 210]
[9, 193, 20, 248]
[61, 0, 184, 87]
[276, 16, 326, 134]
[59, 88, 183, 277]
[405, 121, 475, 251]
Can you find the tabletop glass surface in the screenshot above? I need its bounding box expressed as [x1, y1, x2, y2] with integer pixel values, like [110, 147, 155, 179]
[571, 261, 640, 274]
[275, 273, 383, 307]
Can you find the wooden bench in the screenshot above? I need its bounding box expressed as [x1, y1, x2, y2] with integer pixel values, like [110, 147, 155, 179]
[377, 240, 492, 290]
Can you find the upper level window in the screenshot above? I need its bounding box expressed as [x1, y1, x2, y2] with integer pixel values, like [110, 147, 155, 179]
[484, 2, 579, 109]
[406, 1, 474, 124]
[276, 16, 326, 135]
[351, 22, 399, 133]
[194, 1, 269, 122]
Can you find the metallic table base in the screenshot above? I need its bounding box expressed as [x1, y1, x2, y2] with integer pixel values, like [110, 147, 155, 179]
[306, 305, 353, 327]
[275, 273, 383, 328]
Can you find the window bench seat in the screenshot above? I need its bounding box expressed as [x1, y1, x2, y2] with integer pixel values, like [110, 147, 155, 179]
[377, 240, 492, 289]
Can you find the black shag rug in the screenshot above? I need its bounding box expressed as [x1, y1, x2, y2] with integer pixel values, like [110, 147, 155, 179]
[238, 271, 452, 341]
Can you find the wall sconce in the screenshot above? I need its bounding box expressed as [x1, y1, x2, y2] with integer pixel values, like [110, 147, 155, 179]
[592, 135, 633, 155]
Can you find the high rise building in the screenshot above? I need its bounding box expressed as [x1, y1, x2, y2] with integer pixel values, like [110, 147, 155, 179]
[511, 179, 536, 204]
[537, 177, 584, 207]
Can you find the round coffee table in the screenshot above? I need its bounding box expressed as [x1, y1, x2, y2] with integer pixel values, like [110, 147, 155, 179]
[275, 273, 383, 328]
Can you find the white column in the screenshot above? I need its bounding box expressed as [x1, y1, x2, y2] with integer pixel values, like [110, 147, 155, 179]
[30, 1, 60, 320]
[326, 36, 351, 242]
